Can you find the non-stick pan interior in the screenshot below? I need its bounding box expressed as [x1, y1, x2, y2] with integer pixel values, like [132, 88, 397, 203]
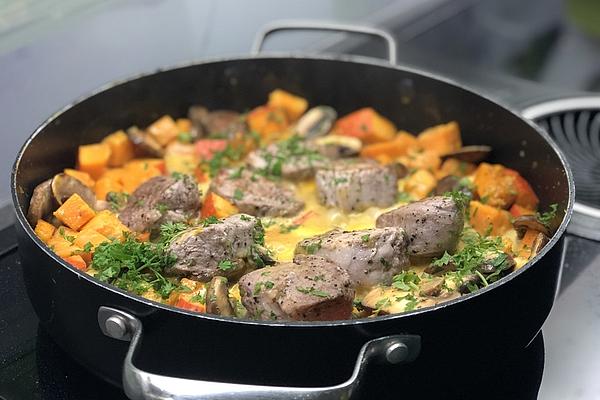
[13, 56, 570, 222]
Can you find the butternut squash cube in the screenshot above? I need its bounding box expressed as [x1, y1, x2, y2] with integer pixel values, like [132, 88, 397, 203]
[82, 210, 129, 240]
[417, 121, 462, 156]
[78, 143, 111, 179]
[102, 130, 135, 167]
[53, 194, 96, 230]
[267, 89, 308, 121]
[64, 169, 95, 188]
[74, 227, 109, 249]
[34, 219, 56, 244]
[147, 115, 179, 146]
[469, 201, 512, 236]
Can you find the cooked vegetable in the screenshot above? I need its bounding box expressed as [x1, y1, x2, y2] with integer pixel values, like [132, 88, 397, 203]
[53, 194, 96, 230]
[334, 107, 396, 144]
[77, 143, 111, 180]
[28, 91, 556, 321]
[267, 89, 308, 121]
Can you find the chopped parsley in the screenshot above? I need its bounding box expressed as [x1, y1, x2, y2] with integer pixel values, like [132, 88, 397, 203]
[255, 135, 324, 179]
[296, 286, 329, 298]
[443, 189, 470, 211]
[177, 132, 193, 143]
[155, 203, 169, 214]
[302, 240, 322, 254]
[206, 145, 243, 177]
[228, 166, 245, 180]
[396, 192, 412, 203]
[201, 215, 220, 226]
[218, 260, 235, 272]
[279, 223, 300, 234]
[171, 172, 186, 181]
[537, 203, 558, 226]
[233, 188, 244, 201]
[92, 233, 178, 298]
[361, 234, 370, 243]
[58, 227, 75, 244]
[158, 222, 189, 244]
[391, 271, 421, 291]
[106, 192, 130, 211]
[333, 177, 348, 185]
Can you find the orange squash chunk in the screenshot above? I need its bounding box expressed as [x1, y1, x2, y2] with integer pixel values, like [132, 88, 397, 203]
[77, 143, 111, 180]
[34, 219, 56, 244]
[473, 163, 517, 209]
[416, 121, 462, 156]
[469, 201, 512, 236]
[64, 169, 95, 188]
[82, 210, 129, 240]
[53, 194, 96, 230]
[74, 227, 109, 249]
[62, 255, 87, 271]
[247, 106, 289, 140]
[103, 130, 135, 167]
[335, 107, 396, 144]
[147, 115, 179, 146]
[201, 192, 239, 219]
[267, 89, 308, 121]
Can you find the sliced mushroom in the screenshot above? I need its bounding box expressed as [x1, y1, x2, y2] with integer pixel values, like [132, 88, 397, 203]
[419, 290, 461, 308]
[513, 215, 550, 238]
[26, 179, 55, 226]
[205, 276, 235, 316]
[441, 145, 492, 163]
[392, 162, 409, 179]
[127, 126, 164, 157]
[424, 261, 457, 276]
[419, 277, 444, 297]
[296, 106, 337, 138]
[458, 274, 482, 294]
[51, 173, 97, 208]
[313, 135, 362, 159]
[530, 232, 550, 258]
[476, 253, 516, 276]
[433, 175, 473, 197]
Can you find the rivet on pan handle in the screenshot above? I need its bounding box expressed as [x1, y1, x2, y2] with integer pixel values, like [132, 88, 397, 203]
[98, 306, 420, 400]
[251, 20, 398, 65]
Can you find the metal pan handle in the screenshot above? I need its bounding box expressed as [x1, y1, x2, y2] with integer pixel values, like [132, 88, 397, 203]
[251, 20, 397, 65]
[98, 306, 420, 400]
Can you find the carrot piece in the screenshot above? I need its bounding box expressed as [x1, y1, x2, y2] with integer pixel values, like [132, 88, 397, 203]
[62, 255, 87, 271]
[360, 131, 418, 159]
[504, 169, 540, 210]
[469, 201, 512, 236]
[82, 210, 129, 240]
[77, 143, 111, 180]
[64, 169, 95, 188]
[473, 163, 517, 209]
[247, 106, 289, 140]
[267, 89, 308, 121]
[102, 130, 135, 167]
[147, 115, 180, 146]
[201, 192, 239, 219]
[194, 139, 228, 160]
[416, 121, 462, 156]
[404, 169, 437, 200]
[53, 194, 96, 230]
[34, 219, 56, 243]
[175, 297, 206, 313]
[510, 204, 535, 218]
[334, 107, 396, 144]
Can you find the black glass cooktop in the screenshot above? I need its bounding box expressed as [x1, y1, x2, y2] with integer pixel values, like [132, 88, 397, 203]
[3, 223, 599, 400]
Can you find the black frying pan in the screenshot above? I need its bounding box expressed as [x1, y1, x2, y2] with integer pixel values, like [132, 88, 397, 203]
[11, 22, 574, 399]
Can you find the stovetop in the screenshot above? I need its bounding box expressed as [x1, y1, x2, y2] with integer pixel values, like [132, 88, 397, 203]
[0, 222, 598, 400]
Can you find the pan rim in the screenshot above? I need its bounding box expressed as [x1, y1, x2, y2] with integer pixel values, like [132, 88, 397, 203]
[11, 53, 575, 328]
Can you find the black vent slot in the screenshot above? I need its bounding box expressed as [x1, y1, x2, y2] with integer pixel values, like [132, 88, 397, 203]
[535, 110, 600, 209]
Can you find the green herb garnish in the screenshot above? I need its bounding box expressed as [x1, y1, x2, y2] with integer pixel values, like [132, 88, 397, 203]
[296, 286, 329, 298]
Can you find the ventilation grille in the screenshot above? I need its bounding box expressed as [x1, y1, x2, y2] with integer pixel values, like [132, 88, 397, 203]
[523, 97, 600, 241]
[535, 110, 600, 209]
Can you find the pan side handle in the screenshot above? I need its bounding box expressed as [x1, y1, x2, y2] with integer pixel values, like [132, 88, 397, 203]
[98, 306, 420, 400]
[251, 20, 397, 65]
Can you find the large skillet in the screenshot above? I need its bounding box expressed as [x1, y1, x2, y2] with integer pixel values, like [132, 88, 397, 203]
[11, 22, 574, 399]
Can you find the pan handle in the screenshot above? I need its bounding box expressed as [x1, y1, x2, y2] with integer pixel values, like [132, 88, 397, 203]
[98, 306, 420, 400]
[251, 20, 397, 65]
